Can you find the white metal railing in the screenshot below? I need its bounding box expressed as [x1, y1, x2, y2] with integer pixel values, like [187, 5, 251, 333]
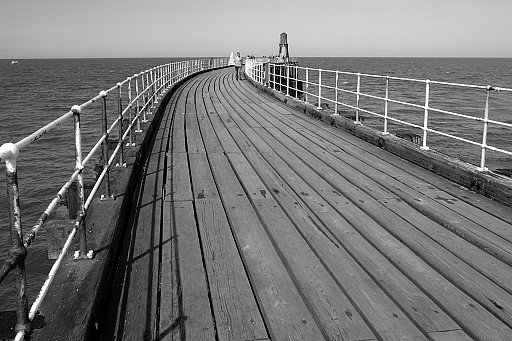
[0, 57, 227, 340]
[245, 59, 512, 172]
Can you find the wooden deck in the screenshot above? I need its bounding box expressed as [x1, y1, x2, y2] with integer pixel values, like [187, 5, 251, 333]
[103, 67, 512, 341]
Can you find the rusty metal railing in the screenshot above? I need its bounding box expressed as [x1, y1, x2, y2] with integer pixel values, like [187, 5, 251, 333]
[0, 57, 228, 340]
[245, 58, 512, 172]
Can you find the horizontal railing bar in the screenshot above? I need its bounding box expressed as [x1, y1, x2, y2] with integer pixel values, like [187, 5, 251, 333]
[293, 64, 512, 90]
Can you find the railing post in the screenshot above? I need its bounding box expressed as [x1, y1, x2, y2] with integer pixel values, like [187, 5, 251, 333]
[294, 65, 298, 99]
[135, 74, 143, 131]
[317, 69, 322, 109]
[141, 72, 147, 120]
[116, 83, 125, 167]
[334, 71, 339, 115]
[265, 62, 270, 87]
[99, 92, 112, 199]
[272, 64, 276, 90]
[286, 64, 290, 96]
[127, 77, 134, 146]
[383, 76, 390, 135]
[133, 75, 148, 123]
[305, 68, 309, 104]
[1, 142, 30, 336]
[479, 86, 492, 171]
[166, 63, 170, 87]
[157, 66, 161, 100]
[159, 65, 162, 95]
[71, 105, 92, 259]
[355, 73, 361, 124]
[421, 80, 430, 150]
[145, 71, 151, 114]
[150, 68, 155, 109]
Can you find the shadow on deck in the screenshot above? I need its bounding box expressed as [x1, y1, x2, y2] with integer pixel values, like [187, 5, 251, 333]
[100, 68, 512, 341]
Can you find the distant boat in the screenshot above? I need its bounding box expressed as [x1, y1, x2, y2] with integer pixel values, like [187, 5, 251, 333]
[11, 60, 19, 65]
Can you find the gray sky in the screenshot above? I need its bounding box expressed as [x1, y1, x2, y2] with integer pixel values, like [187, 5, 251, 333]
[1, 0, 511, 58]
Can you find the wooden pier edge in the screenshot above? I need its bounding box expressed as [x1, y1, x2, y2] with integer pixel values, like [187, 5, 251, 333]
[29, 66, 228, 341]
[247, 78, 512, 208]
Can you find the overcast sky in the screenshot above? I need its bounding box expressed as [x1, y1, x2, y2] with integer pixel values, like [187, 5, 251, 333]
[1, 0, 511, 59]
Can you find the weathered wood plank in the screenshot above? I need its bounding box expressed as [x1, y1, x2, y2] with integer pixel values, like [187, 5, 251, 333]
[195, 198, 269, 341]
[158, 199, 179, 340]
[243, 99, 512, 300]
[261, 122, 512, 335]
[186, 112, 207, 154]
[165, 151, 193, 202]
[225, 75, 512, 338]
[208, 152, 324, 340]
[252, 198, 378, 341]
[117, 136, 165, 340]
[171, 200, 216, 340]
[241, 81, 512, 225]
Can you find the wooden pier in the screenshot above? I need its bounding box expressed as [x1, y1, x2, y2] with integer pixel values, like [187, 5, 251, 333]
[100, 67, 512, 340]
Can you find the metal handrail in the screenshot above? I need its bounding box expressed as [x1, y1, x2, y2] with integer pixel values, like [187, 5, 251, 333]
[245, 59, 512, 172]
[0, 57, 228, 340]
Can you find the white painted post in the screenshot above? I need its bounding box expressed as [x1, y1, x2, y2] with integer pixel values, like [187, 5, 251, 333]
[135, 75, 143, 130]
[116, 83, 125, 167]
[127, 78, 134, 146]
[71, 105, 90, 259]
[383, 76, 390, 135]
[294, 65, 298, 99]
[334, 71, 339, 115]
[286, 65, 290, 96]
[355, 73, 361, 124]
[421, 80, 430, 150]
[305, 68, 309, 104]
[479, 86, 492, 171]
[317, 69, 322, 109]
[273, 64, 277, 90]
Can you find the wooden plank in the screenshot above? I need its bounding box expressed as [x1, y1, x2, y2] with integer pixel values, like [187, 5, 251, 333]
[165, 152, 192, 202]
[171, 112, 187, 153]
[170, 200, 216, 340]
[117, 149, 164, 340]
[225, 152, 269, 200]
[189, 153, 219, 200]
[194, 76, 226, 155]
[252, 89, 512, 225]
[428, 330, 474, 341]
[158, 200, 179, 340]
[208, 152, 324, 340]
[251, 127, 512, 340]
[264, 120, 512, 269]
[186, 112, 206, 154]
[252, 198, 378, 341]
[239, 86, 512, 276]
[203, 94, 243, 154]
[234, 84, 512, 285]
[258, 118, 512, 302]
[291, 122, 512, 245]
[195, 198, 268, 341]
[210, 115, 449, 339]
[186, 104, 268, 340]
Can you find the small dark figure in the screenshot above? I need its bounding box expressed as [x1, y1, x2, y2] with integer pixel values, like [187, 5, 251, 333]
[234, 52, 242, 80]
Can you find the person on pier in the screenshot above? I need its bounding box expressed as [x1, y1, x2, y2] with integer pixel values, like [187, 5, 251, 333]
[234, 51, 242, 80]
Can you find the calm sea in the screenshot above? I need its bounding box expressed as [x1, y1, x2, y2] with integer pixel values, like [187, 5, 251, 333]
[0, 57, 511, 312]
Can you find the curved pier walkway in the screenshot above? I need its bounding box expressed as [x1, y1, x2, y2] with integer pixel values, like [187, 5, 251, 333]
[103, 67, 512, 341]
